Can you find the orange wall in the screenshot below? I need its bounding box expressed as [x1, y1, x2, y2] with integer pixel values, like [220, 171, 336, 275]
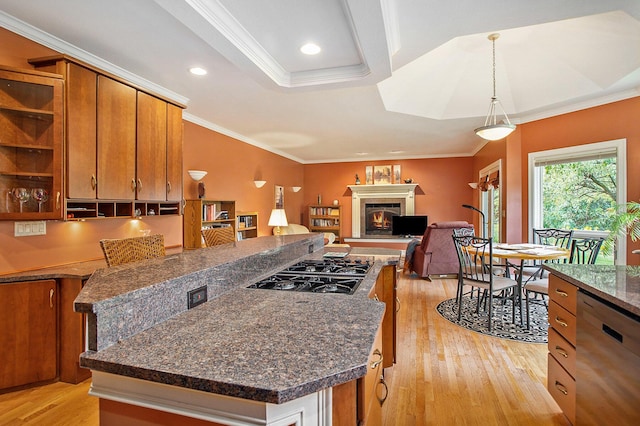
[303, 157, 477, 238]
[518, 97, 640, 260]
[182, 121, 304, 237]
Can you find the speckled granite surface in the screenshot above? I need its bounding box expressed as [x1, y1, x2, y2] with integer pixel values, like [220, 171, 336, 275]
[545, 264, 640, 316]
[76, 234, 398, 404]
[77, 234, 326, 351]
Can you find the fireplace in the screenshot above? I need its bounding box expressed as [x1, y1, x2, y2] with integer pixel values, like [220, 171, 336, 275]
[347, 183, 418, 238]
[364, 202, 402, 236]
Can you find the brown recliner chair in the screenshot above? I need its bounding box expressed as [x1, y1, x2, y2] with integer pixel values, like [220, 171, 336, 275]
[409, 221, 474, 279]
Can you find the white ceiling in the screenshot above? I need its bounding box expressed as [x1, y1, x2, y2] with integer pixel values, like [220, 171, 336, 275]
[1, 0, 639, 164]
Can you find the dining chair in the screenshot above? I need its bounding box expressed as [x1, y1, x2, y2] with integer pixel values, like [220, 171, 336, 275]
[100, 234, 166, 267]
[523, 236, 604, 328]
[453, 235, 518, 332]
[201, 226, 235, 247]
[517, 228, 574, 282]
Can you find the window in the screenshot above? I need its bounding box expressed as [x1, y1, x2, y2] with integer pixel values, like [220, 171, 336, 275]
[478, 160, 501, 242]
[528, 139, 627, 264]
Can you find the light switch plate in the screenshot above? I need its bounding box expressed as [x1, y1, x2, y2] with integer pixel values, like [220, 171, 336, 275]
[14, 221, 47, 237]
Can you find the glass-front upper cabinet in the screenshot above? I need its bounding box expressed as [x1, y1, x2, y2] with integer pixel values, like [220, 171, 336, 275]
[0, 66, 63, 220]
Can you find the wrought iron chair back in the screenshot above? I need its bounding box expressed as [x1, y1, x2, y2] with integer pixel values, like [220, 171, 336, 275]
[453, 235, 518, 332]
[569, 237, 604, 265]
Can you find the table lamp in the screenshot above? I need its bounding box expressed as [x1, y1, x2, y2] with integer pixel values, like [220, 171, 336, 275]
[268, 208, 288, 235]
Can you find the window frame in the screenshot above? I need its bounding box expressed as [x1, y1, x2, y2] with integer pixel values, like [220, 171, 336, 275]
[527, 139, 627, 264]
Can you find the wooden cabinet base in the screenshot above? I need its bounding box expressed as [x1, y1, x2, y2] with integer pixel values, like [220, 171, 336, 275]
[59, 278, 91, 384]
[100, 399, 226, 426]
[0, 280, 57, 390]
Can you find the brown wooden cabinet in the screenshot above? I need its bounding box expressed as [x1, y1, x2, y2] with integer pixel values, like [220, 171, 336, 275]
[547, 274, 577, 425]
[30, 55, 184, 219]
[375, 264, 397, 367]
[0, 66, 64, 220]
[66, 62, 98, 199]
[97, 75, 137, 200]
[0, 279, 58, 390]
[136, 91, 167, 201]
[166, 103, 183, 202]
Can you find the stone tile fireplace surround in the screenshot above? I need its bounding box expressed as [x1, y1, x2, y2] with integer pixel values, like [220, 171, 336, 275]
[347, 184, 418, 238]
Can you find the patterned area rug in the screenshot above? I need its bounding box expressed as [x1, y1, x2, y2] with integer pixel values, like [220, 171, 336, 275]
[436, 296, 548, 343]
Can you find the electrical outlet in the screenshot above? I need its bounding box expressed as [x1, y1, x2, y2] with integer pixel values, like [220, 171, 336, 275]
[309, 244, 314, 253]
[188, 286, 207, 309]
[14, 221, 47, 237]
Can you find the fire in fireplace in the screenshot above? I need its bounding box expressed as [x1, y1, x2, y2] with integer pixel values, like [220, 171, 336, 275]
[365, 202, 401, 236]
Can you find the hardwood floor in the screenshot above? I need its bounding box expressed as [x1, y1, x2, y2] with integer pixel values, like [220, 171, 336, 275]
[0, 274, 570, 425]
[381, 274, 570, 425]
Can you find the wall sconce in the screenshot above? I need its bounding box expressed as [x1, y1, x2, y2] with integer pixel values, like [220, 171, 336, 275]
[291, 186, 301, 193]
[468, 182, 478, 189]
[254, 180, 267, 188]
[188, 170, 207, 198]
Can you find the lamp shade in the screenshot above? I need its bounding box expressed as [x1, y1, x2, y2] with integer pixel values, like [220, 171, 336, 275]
[474, 123, 516, 141]
[188, 170, 207, 181]
[268, 209, 288, 227]
[254, 180, 267, 188]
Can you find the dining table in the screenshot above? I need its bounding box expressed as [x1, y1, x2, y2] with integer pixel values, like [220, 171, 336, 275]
[491, 243, 571, 324]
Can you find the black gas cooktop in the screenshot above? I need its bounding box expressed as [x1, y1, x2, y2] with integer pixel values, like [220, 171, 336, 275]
[247, 257, 372, 295]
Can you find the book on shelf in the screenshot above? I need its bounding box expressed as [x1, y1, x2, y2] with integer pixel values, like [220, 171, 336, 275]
[202, 223, 231, 229]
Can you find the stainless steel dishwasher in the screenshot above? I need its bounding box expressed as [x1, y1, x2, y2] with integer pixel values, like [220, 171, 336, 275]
[576, 291, 640, 425]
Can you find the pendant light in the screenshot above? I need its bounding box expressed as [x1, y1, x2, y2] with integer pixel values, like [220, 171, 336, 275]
[474, 33, 515, 141]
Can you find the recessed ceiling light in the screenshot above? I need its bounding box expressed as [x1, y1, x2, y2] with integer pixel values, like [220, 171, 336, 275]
[356, 152, 368, 156]
[189, 67, 207, 76]
[389, 150, 404, 154]
[300, 43, 321, 55]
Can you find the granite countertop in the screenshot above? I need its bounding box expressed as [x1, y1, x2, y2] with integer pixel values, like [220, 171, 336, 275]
[545, 264, 640, 316]
[75, 235, 400, 404]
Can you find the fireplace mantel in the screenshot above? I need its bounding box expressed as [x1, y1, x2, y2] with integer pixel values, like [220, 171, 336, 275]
[347, 184, 418, 238]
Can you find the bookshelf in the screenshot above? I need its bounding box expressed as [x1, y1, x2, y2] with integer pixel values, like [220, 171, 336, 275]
[236, 211, 258, 240]
[308, 205, 342, 242]
[183, 199, 236, 249]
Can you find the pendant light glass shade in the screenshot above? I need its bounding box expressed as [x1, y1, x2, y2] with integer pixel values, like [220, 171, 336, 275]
[475, 34, 515, 141]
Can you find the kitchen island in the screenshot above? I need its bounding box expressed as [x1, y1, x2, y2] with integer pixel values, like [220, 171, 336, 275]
[544, 264, 640, 425]
[74, 234, 399, 425]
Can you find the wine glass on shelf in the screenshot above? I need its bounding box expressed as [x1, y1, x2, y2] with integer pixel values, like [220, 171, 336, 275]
[12, 187, 30, 213]
[31, 188, 49, 212]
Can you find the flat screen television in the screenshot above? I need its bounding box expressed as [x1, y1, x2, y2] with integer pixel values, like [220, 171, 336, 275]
[392, 215, 429, 237]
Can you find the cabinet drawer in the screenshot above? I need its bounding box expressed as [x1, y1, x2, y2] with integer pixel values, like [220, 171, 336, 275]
[548, 275, 577, 315]
[549, 300, 576, 346]
[548, 354, 575, 425]
[548, 327, 576, 378]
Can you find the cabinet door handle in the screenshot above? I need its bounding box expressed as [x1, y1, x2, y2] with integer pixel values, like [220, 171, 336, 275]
[137, 179, 142, 192]
[131, 178, 136, 192]
[91, 174, 97, 190]
[370, 349, 383, 369]
[555, 289, 568, 297]
[167, 181, 172, 193]
[396, 297, 401, 313]
[376, 375, 389, 406]
[554, 316, 568, 328]
[554, 381, 568, 395]
[56, 192, 61, 210]
[554, 346, 569, 358]
[49, 288, 55, 309]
